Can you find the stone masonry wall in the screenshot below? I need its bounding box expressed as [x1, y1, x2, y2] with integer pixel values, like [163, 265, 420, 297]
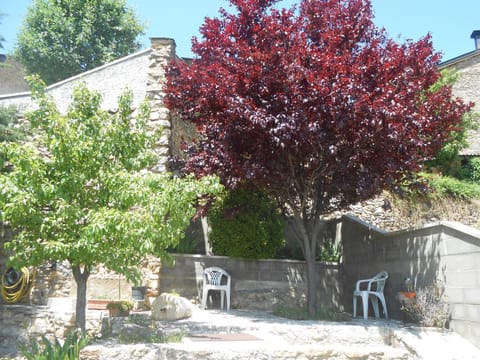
[146, 38, 176, 173]
[329, 192, 480, 232]
[441, 53, 480, 113]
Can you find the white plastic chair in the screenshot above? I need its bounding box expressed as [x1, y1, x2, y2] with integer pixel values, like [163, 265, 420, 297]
[201, 267, 231, 311]
[353, 271, 389, 320]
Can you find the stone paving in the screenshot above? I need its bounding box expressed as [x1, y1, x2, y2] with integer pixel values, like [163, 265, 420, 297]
[80, 309, 480, 360]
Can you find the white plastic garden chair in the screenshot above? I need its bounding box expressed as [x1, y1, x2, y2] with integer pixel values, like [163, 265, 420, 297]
[201, 267, 231, 311]
[353, 271, 389, 320]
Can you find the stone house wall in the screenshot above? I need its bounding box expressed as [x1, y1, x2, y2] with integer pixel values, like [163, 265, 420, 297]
[440, 52, 480, 114]
[439, 51, 480, 156]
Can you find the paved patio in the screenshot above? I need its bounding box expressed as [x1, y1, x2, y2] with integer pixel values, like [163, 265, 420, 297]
[80, 309, 480, 360]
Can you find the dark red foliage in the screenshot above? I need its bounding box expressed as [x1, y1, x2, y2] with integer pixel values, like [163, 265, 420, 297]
[166, 0, 470, 216]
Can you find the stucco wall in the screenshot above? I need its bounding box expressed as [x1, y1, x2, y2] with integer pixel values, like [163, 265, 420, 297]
[339, 215, 480, 349]
[0, 49, 151, 114]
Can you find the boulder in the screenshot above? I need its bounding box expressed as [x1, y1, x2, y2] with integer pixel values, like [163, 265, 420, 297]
[151, 293, 195, 321]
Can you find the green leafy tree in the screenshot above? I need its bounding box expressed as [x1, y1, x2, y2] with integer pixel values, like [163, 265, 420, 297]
[0, 78, 222, 331]
[15, 0, 144, 84]
[0, 105, 23, 143]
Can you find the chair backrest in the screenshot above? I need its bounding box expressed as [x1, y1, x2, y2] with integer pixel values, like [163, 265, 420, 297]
[371, 271, 389, 293]
[204, 267, 230, 286]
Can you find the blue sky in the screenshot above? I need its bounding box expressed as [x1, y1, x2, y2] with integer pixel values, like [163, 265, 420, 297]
[1, 0, 479, 62]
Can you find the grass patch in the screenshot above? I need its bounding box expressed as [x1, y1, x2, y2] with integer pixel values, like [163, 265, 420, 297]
[409, 173, 480, 200]
[118, 330, 184, 344]
[424, 173, 480, 199]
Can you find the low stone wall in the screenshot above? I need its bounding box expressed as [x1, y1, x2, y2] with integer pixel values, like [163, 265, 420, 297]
[159, 254, 343, 312]
[0, 301, 75, 357]
[0, 301, 110, 358]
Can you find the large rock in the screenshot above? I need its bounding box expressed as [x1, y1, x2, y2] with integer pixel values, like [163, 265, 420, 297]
[151, 293, 195, 321]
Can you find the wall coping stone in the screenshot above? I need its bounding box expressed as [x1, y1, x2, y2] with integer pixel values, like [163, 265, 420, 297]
[170, 253, 340, 267]
[342, 214, 480, 241]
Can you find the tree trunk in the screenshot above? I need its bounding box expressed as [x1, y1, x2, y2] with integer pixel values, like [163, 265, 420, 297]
[288, 216, 320, 316]
[305, 251, 318, 316]
[72, 265, 90, 332]
[201, 217, 212, 255]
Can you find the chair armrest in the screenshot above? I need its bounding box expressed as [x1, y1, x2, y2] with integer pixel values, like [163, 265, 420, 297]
[355, 279, 371, 291]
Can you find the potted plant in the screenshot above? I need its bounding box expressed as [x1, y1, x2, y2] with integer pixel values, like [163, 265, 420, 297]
[106, 300, 133, 317]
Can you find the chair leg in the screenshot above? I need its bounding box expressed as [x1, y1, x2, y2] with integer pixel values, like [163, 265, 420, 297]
[380, 294, 388, 319]
[353, 296, 357, 318]
[202, 288, 208, 309]
[220, 290, 224, 310]
[226, 289, 230, 311]
[361, 293, 369, 320]
[370, 296, 379, 318]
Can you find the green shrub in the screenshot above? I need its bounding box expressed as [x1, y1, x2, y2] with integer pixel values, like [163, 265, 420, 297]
[106, 300, 133, 312]
[460, 157, 480, 182]
[317, 241, 342, 262]
[208, 188, 285, 259]
[19, 329, 89, 360]
[424, 173, 480, 199]
[0, 105, 24, 142]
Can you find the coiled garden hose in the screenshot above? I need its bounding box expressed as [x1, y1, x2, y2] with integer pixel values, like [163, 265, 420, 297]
[1, 267, 36, 303]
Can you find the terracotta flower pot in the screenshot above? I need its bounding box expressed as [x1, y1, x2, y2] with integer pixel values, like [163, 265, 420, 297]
[106, 300, 133, 317]
[107, 307, 130, 317]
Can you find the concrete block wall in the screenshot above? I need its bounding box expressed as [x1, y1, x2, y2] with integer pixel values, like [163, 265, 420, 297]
[159, 254, 343, 312]
[338, 215, 480, 348]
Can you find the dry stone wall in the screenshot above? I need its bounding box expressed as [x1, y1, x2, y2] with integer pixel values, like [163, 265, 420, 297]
[329, 192, 480, 232]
